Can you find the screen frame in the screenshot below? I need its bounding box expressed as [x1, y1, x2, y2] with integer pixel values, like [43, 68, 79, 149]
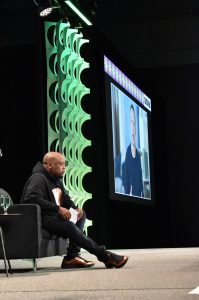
[103, 52, 155, 206]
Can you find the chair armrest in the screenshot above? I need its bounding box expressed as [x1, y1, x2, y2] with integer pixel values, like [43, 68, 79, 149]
[0, 204, 42, 259]
[8, 203, 41, 231]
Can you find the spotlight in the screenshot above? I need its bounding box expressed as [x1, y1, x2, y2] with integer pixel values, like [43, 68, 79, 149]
[33, 0, 95, 26]
[40, 6, 53, 17]
[33, 0, 59, 17]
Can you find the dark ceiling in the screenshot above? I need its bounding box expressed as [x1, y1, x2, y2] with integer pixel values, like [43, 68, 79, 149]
[0, 0, 199, 68]
[97, 0, 199, 22]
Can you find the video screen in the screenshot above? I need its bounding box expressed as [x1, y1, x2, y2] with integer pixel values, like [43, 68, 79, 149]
[104, 55, 153, 204]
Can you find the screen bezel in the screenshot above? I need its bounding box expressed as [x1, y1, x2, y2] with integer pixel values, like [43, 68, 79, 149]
[103, 53, 154, 206]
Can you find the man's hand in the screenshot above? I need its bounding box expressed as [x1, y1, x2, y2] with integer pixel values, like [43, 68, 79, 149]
[75, 208, 83, 220]
[58, 207, 71, 220]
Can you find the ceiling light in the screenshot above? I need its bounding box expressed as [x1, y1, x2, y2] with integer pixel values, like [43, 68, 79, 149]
[63, 0, 92, 26]
[34, 0, 59, 17]
[40, 7, 53, 17]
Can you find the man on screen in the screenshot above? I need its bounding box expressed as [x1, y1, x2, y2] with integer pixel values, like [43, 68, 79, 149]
[123, 104, 144, 197]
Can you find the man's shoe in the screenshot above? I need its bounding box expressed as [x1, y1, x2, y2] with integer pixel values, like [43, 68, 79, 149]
[61, 256, 95, 269]
[103, 251, 129, 268]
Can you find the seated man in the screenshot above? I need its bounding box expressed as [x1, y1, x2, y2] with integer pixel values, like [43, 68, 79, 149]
[20, 151, 128, 269]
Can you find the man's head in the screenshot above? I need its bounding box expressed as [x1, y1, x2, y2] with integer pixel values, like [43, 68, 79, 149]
[43, 152, 66, 178]
[130, 105, 136, 147]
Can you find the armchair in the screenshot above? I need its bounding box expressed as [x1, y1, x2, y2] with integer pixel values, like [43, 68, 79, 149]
[0, 204, 69, 272]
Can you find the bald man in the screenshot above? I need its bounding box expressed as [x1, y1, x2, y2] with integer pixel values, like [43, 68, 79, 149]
[21, 152, 128, 269]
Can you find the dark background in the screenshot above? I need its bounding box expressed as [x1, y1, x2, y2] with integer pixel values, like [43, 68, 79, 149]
[0, 0, 199, 249]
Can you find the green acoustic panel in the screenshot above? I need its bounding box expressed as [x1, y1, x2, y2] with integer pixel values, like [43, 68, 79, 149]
[44, 21, 92, 234]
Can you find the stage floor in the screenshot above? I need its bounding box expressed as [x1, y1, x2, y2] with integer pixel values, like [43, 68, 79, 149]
[0, 247, 199, 299]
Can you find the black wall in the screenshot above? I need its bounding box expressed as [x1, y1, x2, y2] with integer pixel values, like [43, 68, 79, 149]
[147, 65, 199, 247]
[0, 43, 45, 202]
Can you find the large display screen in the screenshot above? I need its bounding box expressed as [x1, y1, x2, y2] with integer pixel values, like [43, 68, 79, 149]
[104, 55, 153, 204]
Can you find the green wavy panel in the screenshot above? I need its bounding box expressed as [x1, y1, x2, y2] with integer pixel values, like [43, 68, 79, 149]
[44, 21, 92, 233]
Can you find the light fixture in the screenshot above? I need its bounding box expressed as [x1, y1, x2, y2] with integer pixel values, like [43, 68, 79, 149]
[64, 1, 92, 26]
[33, 0, 59, 17]
[33, 0, 94, 25]
[40, 6, 53, 17]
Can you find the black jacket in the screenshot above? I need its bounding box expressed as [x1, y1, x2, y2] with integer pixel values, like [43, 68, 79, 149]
[20, 162, 77, 218]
